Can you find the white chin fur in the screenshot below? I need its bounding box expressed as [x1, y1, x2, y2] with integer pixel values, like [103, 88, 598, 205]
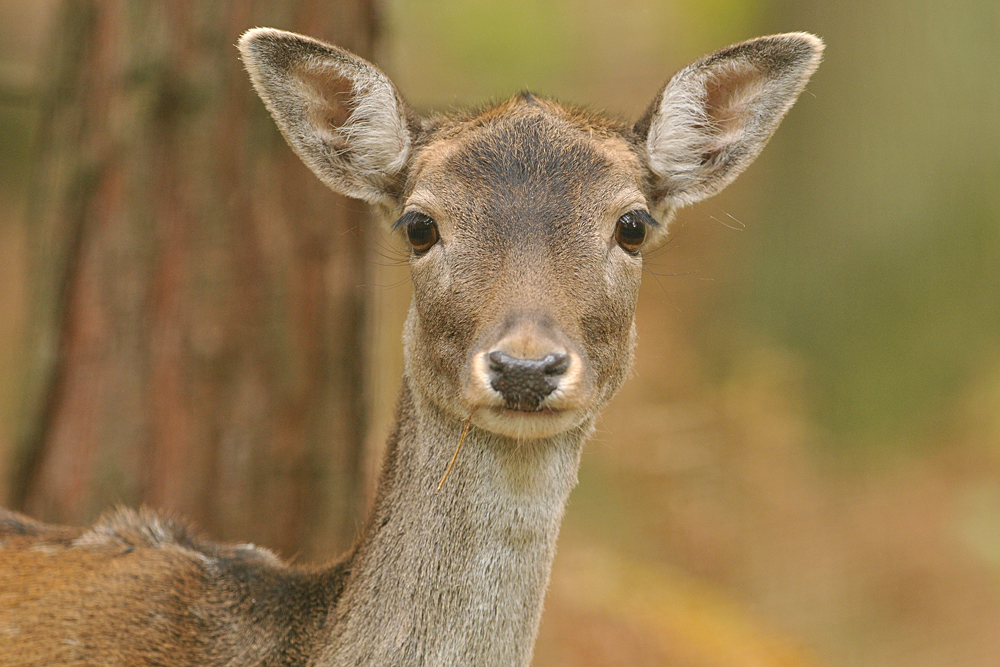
[472, 406, 586, 440]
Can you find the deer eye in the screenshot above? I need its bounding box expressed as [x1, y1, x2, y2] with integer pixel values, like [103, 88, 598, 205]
[396, 211, 440, 254]
[615, 210, 650, 254]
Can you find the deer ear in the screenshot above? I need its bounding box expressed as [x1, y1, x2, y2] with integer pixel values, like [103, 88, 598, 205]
[239, 28, 415, 205]
[636, 33, 823, 210]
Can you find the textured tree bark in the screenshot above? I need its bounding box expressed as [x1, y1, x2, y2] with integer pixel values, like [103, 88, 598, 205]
[12, 0, 377, 561]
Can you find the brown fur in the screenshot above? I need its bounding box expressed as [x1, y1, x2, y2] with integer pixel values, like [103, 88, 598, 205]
[0, 29, 822, 666]
[1, 507, 346, 666]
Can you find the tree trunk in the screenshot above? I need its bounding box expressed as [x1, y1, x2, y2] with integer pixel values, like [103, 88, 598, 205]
[12, 0, 377, 561]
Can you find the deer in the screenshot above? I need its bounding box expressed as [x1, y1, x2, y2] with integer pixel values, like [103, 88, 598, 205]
[0, 28, 822, 666]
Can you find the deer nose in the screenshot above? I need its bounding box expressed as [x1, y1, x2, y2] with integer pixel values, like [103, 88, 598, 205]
[488, 351, 571, 411]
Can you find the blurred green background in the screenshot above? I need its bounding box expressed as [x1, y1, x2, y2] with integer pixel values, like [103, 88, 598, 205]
[2, 1, 999, 666]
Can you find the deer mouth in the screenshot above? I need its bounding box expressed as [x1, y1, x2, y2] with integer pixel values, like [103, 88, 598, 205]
[498, 397, 557, 413]
[467, 401, 583, 440]
[496, 404, 564, 416]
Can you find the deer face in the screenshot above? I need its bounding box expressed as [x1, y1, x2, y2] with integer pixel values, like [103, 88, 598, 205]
[239, 28, 823, 439]
[399, 100, 650, 438]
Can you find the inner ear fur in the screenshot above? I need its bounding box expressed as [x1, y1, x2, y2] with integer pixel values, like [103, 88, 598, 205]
[239, 28, 415, 205]
[636, 32, 824, 212]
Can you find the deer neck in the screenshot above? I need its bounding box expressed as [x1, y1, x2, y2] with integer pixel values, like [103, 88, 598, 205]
[320, 379, 589, 667]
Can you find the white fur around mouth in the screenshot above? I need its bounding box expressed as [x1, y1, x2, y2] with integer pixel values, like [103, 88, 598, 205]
[470, 404, 583, 440]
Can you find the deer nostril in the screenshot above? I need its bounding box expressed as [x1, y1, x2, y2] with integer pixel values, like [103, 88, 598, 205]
[487, 350, 506, 372]
[543, 353, 570, 376]
[487, 351, 570, 411]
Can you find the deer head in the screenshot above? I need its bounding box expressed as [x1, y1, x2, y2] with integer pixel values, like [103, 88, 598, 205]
[239, 29, 822, 443]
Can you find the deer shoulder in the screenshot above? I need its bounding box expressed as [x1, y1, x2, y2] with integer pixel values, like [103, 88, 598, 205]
[0, 507, 348, 666]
